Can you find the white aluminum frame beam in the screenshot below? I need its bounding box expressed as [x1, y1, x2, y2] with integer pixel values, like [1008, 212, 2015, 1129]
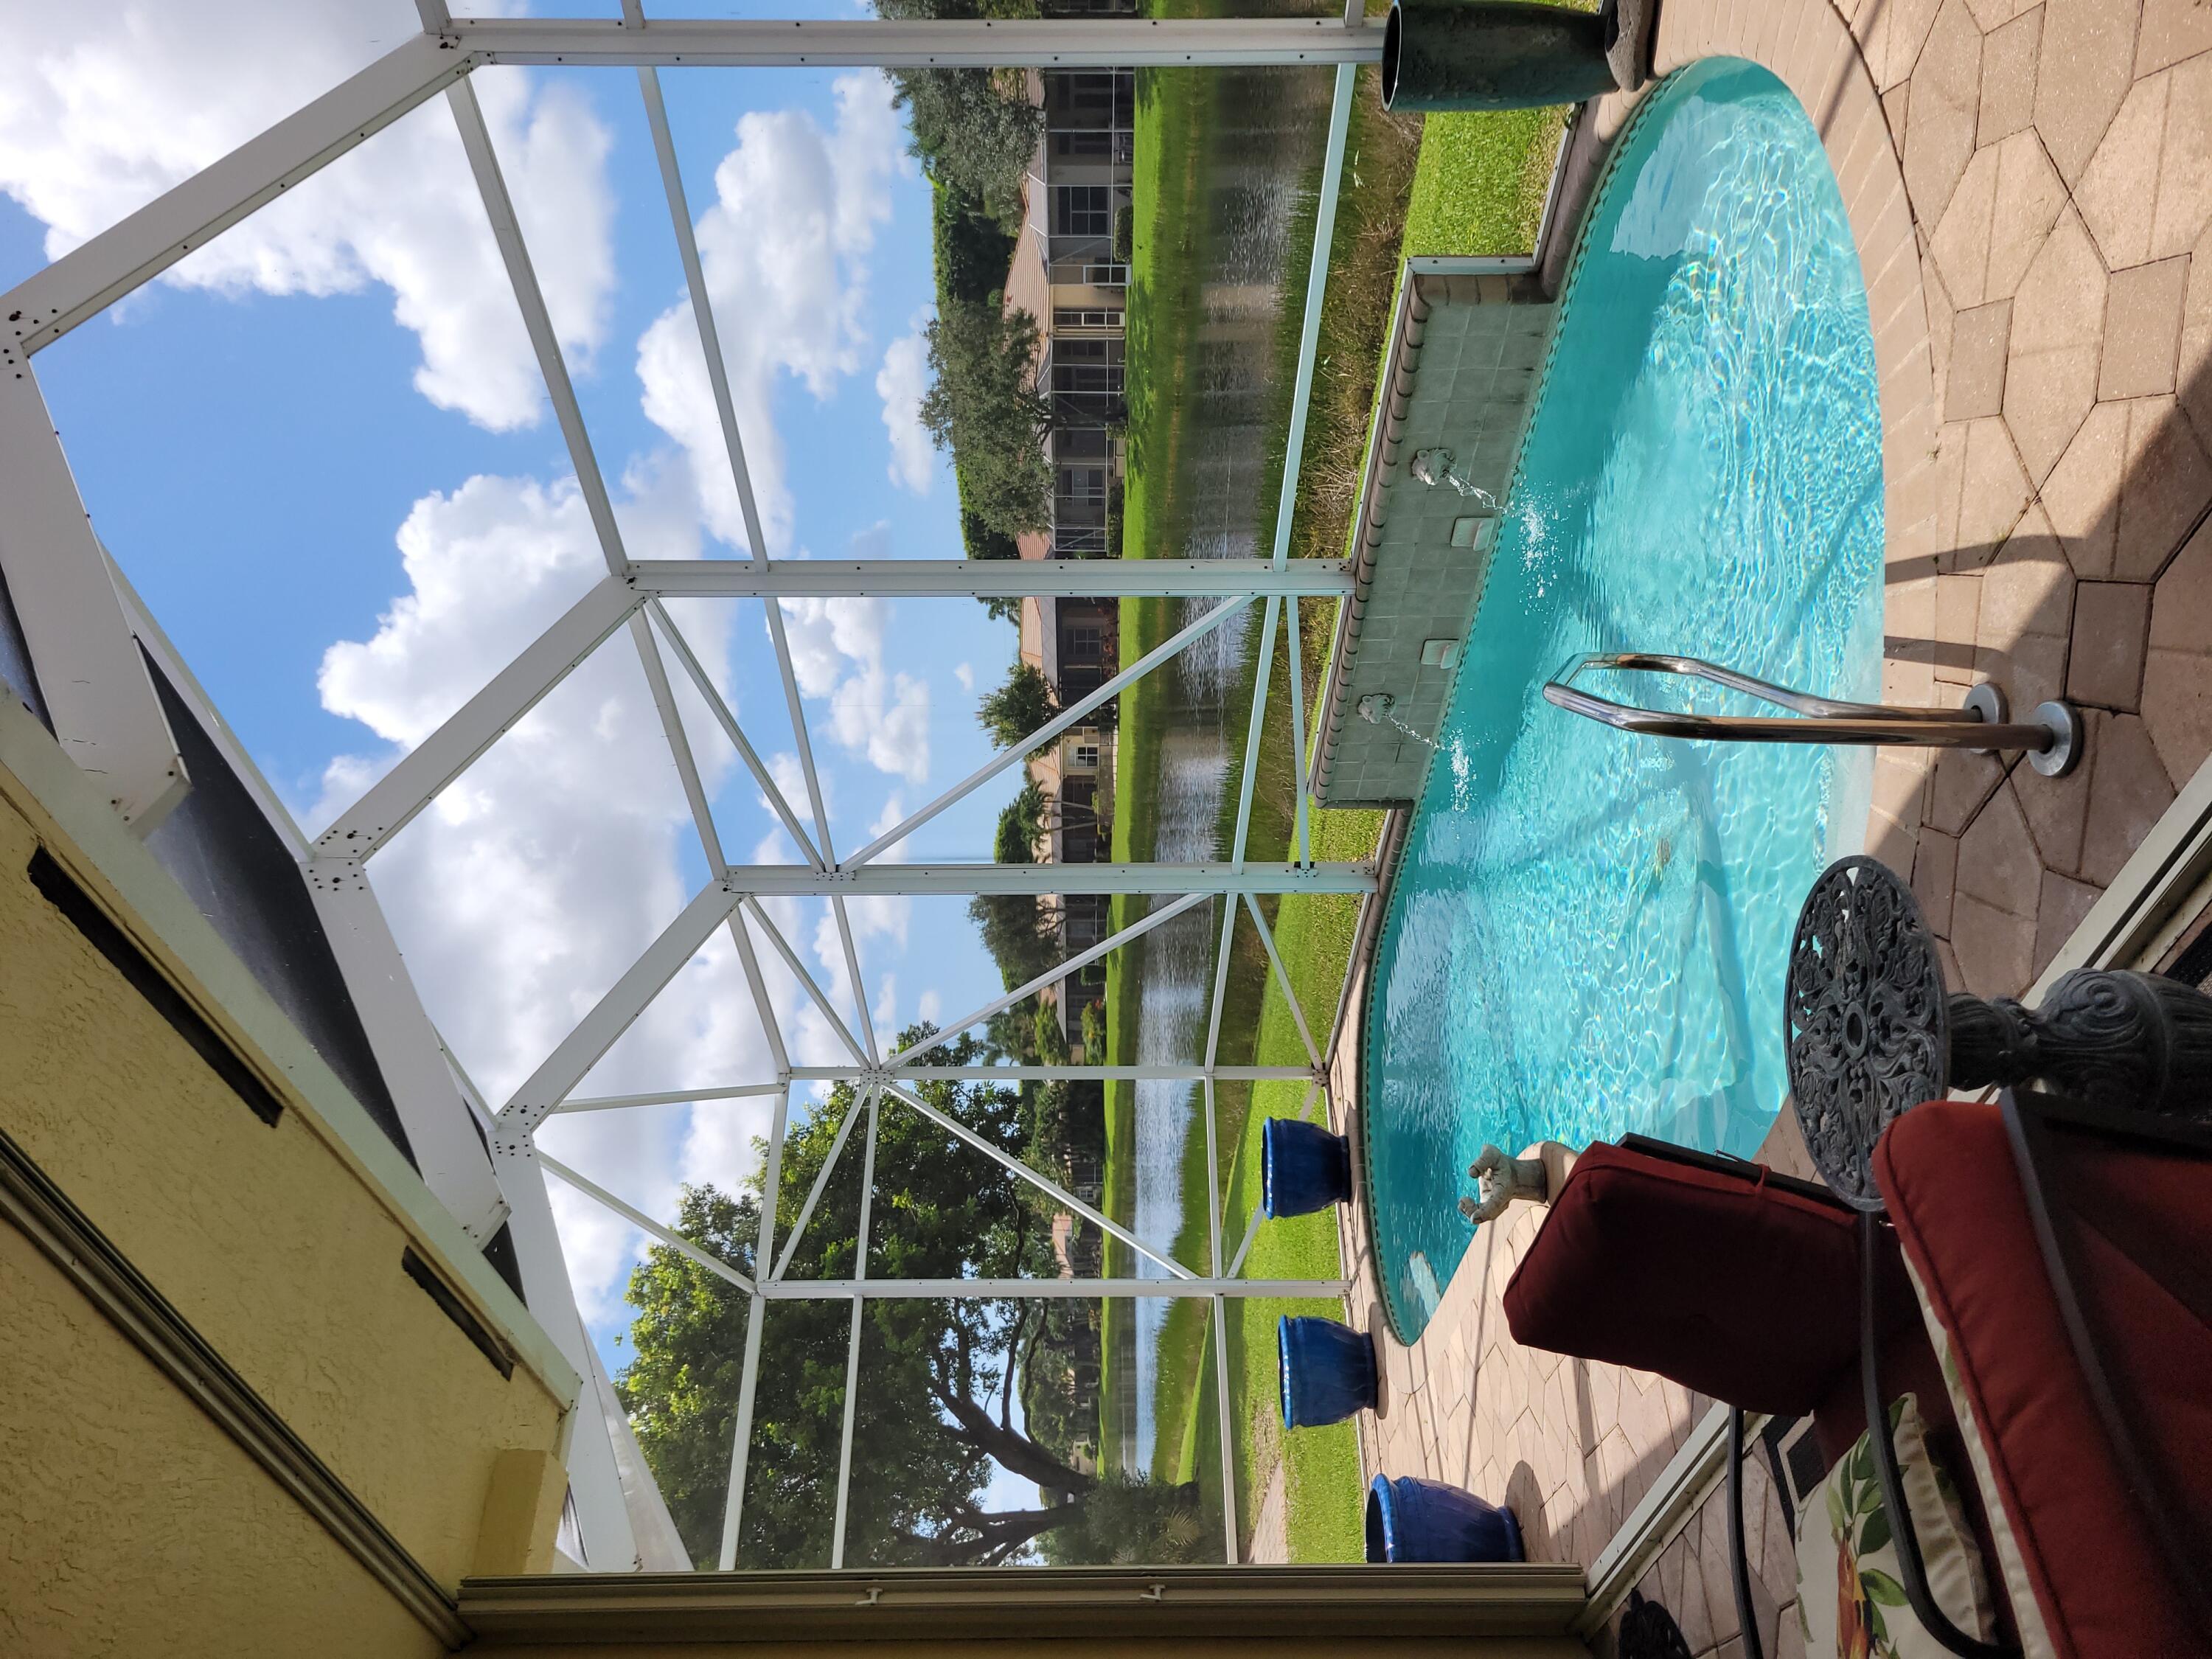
[849, 595, 1253, 866]
[449, 78, 628, 580]
[314, 575, 639, 859]
[877, 1080, 1192, 1283]
[308, 864, 512, 1239]
[0, 365, 189, 830]
[751, 1278, 1347, 1300]
[719, 1082, 792, 1569]
[1286, 598, 1312, 867]
[619, 599, 796, 1099]
[629, 559, 1352, 599]
[627, 35, 876, 1065]
[720, 862, 1373, 897]
[886, 891, 1207, 1069]
[1242, 894, 1323, 1071]
[644, 603, 821, 867]
[1271, 66, 1354, 571]
[830, 1095, 878, 1569]
[740, 899, 869, 1069]
[453, 16, 1383, 68]
[495, 880, 744, 1141]
[495, 1139, 642, 1571]
[554, 1081, 785, 1115]
[786, 1065, 1315, 1083]
[539, 1149, 757, 1296]
[768, 1086, 869, 1283]
[1, 37, 466, 355]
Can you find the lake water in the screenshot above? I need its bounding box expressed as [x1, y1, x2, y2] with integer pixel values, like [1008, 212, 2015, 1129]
[1123, 63, 1334, 1471]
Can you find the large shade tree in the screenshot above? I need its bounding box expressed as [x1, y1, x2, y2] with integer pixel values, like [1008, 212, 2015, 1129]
[875, 0, 1045, 226]
[976, 660, 1058, 754]
[616, 1029, 1206, 1568]
[920, 300, 1056, 540]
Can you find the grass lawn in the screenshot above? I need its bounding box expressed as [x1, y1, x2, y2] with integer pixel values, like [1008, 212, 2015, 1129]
[1099, 17, 1579, 1559]
[1401, 106, 1570, 257]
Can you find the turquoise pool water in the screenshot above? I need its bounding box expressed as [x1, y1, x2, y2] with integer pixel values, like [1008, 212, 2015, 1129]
[1362, 59, 1887, 1341]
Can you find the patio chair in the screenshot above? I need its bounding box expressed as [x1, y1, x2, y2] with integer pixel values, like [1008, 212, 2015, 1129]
[1497, 1094, 2212, 1659]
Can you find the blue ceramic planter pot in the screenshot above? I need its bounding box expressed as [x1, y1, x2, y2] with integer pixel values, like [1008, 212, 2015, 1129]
[1278, 1315, 1380, 1429]
[1262, 1117, 1352, 1219]
[1365, 1475, 1525, 1563]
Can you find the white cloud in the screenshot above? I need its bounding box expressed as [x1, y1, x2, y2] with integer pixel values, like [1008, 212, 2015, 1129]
[778, 593, 888, 701]
[953, 661, 975, 692]
[312, 470, 790, 1321]
[636, 72, 905, 553]
[773, 529, 933, 787]
[827, 661, 932, 785]
[876, 316, 936, 495]
[0, 1, 616, 432]
[867, 793, 906, 844]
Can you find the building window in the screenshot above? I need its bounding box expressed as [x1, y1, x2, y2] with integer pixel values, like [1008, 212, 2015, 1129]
[1051, 341, 1124, 396]
[1065, 622, 1105, 664]
[1057, 467, 1107, 505]
[1053, 307, 1124, 330]
[1074, 742, 1100, 769]
[1052, 130, 1112, 159]
[1048, 72, 1130, 128]
[1052, 186, 1111, 238]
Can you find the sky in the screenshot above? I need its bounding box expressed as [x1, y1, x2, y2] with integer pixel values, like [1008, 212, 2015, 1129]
[0, 0, 1029, 1391]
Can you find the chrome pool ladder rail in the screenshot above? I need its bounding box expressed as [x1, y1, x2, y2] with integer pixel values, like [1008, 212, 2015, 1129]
[1542, 652, 2083, 777]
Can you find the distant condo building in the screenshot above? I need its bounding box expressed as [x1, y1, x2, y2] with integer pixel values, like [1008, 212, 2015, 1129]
[1009, 64, 1135, 1054]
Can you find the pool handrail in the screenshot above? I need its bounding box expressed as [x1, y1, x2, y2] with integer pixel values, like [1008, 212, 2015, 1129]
[1543, 652, 2084, 776]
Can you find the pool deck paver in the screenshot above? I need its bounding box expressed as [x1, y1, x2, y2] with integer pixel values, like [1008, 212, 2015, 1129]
[1329, 1, 2212, 1649]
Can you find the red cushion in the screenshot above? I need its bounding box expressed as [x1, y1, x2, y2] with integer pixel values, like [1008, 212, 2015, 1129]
[1877, 1101, 2208, 1659]
[1502, 1141, 1915, 1415]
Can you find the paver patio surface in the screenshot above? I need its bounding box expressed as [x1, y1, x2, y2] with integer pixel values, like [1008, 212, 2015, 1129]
[1322, 4, 2212, 1652]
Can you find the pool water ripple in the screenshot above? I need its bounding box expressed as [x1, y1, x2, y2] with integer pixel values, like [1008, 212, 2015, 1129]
[1363, 60, 1887, 1340]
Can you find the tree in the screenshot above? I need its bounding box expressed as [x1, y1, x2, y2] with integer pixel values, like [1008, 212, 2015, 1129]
[1037, 1473, 1207, 1566]
[969, 889, 1062, 1009]
[977, 661, 1058, 754]
[616, 1029, 1211, 1567]
[877, 0, 1044, 227]
[933, 181, 1018, 307]
[994, 780, 1046, 864]
[920, 299, 1056, 540]
[889, 66, 1045, 226]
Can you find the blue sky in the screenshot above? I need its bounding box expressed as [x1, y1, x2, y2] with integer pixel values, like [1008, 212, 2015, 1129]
[0, 10, 1029, 1393]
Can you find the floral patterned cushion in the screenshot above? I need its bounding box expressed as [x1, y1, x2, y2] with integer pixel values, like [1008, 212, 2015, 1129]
[1795, 1393, 1997, 1659]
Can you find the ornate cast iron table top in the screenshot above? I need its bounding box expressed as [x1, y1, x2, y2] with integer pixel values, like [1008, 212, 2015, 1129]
[1784, 857, 1948, 1211]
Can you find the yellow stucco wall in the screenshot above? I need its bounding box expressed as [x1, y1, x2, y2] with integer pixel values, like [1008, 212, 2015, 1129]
[0, 763, 568, 1627]
[1, 1218, 451, 1659]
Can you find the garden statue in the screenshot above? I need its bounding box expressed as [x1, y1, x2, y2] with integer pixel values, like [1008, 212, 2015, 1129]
[1410, 446, 1497, 506]
[1459, 1144, 1547, 1224]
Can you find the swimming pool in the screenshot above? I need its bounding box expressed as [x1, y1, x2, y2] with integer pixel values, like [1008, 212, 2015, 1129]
[1361, 59, 1887, 1342]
